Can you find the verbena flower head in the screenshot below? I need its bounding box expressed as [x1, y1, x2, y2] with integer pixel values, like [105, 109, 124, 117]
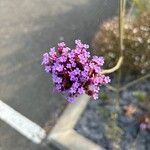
[42, 40, 111, 103]
[140, 122, 147, 130]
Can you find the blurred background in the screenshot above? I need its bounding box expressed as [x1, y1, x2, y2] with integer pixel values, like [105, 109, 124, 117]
[0, 0, 149, 150]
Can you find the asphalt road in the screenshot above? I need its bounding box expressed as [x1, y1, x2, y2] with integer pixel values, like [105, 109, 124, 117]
[0, 0, 118, 149]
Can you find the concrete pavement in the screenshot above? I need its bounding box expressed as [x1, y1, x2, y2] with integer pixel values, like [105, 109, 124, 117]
[0, 0, 118, 149]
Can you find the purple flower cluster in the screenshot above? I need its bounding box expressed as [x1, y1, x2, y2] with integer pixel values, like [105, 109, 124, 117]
[140, 123, 148, 130]
[42, 40, 110, 103]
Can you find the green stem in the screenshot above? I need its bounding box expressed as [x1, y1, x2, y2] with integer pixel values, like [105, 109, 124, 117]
[115, 0, 125, 112]
[106, 73, 150, 93]
[119, 73, 150, 91]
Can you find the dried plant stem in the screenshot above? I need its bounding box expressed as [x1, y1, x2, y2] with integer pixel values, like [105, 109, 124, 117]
[102, 0, 125, 115]
[106, 73, 150, 92]
[119, 0, 125, 57]
[101, 0, 125, 75]
[106, 84, 118, 92]
[101, 56, 123, 74]
[119, 73, 150, 91]
[115, 0, 125, 112]
[112, 1, 125, 149]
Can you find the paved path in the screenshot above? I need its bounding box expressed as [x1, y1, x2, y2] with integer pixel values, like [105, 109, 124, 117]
[0, 0, 118, 149]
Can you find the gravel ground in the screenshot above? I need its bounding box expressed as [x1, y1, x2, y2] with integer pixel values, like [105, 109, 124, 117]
[75, 81, 150, 150]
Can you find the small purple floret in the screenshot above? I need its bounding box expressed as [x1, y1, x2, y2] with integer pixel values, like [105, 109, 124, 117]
[140, 123, 147, 130]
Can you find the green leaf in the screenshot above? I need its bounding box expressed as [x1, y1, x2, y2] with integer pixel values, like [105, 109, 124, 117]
[100, 92, 109, 101]
[132, 0, 150, 12]
[96, 106, 110, 120]
[132, 91, 147, 101]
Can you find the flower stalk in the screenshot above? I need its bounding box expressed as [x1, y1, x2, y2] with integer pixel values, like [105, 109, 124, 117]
[101, 0, 125, 75]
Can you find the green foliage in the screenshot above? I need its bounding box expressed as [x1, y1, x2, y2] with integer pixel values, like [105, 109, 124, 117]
[96, 105, 110, 119]
[99, 92, 109, 101]
[93, 12, 150, 76]
[96, 107, 123, 143]
[132, 91, 147, 101]
[106, 113, 123, 143]
[133, 0, 150, 13]
[106, 121, 122, 142]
